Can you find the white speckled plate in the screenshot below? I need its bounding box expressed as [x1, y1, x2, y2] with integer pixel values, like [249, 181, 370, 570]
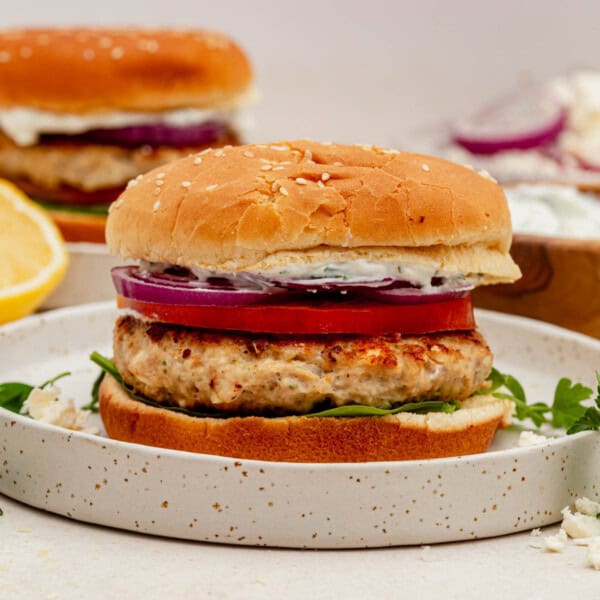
[1, 303, 599, 548]
[42, 243, 124, 309]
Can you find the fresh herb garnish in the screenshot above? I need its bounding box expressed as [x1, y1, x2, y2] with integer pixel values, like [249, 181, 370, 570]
[81, 369, 106, 413]
[306, 401, 459, 418]
[485, 368, 600, 433]
[0, 371, 71, 415]
[35, 199, 110, 216]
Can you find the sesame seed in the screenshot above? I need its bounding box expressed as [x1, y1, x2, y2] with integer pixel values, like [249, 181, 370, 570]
[243, 150, 255, 158]
[317, 180, 325, 188]
[126, 179, 138, 188]
[322, 142, 333, 146]
[138, 39, 159, 53]
[332, 162, 343, 166]
[181, 181, 191, 188]
[153, 200, 160, 211]
[19, 47, 32, 58]
[383, 147, 400, 155]
[205, 184, 218, 191]
[271, 182, 280, 192]
[156, 172, 166, 178]
[110, 47, 124, 60]
[260, 164, 272, 171]
[279, 187, 289, 196]
[155, 180, 164, 186]
[99, 36, 113, 48]
[303, 149, 313, 161]
[421, 163, 430, 172]
[295, 177, 308, 185]
[199, 148, 212, 155]
[214, 149, 224, 157]
[83, 49, 95, 61]
[0, 51, 11, 63]
[272, 166, 285, 171]
[321, 172, 330, 182]
[193, 157, 203, 165]
[270, 145, 288, 151]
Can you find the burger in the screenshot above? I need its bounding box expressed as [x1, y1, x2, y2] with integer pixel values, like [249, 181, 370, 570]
[0, 28, 252, 243]
[97, 140, 520, 463]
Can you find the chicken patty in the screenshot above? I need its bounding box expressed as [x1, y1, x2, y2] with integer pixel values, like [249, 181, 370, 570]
[113, 315, 493, 415]
[0, 131, 238, 193]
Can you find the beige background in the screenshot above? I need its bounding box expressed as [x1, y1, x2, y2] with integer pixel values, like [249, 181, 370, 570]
[4, 0, 600, 146]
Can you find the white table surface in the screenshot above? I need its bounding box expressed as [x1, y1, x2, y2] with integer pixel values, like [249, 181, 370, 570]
[1, 493, 597, 600]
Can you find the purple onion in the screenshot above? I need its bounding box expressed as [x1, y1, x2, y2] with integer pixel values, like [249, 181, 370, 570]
[112, 266, 285, 307]
[44, 120, 227, 148]
[452, 86, 567, 155]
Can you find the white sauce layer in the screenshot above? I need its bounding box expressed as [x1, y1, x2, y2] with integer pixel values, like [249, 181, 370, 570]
[505, 184, 600, 239]
[184, 259, 476, 291]
[0, 90, 255, 146]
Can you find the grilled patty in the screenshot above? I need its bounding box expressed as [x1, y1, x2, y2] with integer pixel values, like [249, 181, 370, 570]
[0, 131, 238, 193]
[113, 315, 493, 415]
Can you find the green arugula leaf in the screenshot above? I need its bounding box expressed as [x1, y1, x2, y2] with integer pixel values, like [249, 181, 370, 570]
[81, 370, 105, 413]
[306, 400, 459, 418]
[567, 407, 600, 434]
[0, 382, 34, 414]
[551, 378, 593, 429]
[481, 368, 552, 427]
[566, 372, 600, 433]
[474, 367, 505, 395]
[35, 199, 110, 216]
[0, 371, 71, 415]
[40, 372, 71, 389]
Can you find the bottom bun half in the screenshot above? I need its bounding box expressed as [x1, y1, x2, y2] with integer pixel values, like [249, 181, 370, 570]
[99, 375, 514, 463]
[48, 209, 107, 243]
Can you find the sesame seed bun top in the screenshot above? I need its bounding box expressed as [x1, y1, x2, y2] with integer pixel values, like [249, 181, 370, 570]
[0, 28, 252, 113]
[106, 140, 521, 284]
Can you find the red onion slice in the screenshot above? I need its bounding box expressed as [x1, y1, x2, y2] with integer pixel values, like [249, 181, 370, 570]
[112, 266, 285, 307]
[270, 277, 396, 290]
[361, 286, 472, 304]
[452, 86, 566, 155]
[44, 121, 227, 148]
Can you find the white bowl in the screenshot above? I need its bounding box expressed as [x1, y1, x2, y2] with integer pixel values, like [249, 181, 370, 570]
[42, 243, 122, 309]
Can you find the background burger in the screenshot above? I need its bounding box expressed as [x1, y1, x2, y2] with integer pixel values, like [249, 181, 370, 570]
[0, 27, 253, 243]
[97, 140, 520, 462]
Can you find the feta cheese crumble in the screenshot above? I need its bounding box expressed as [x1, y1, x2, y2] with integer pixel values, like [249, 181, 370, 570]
[588, 537, 600, 570]
[21, 385, 98, 434]
[544, 529, 568, 553]
[518, 430, 549, 447]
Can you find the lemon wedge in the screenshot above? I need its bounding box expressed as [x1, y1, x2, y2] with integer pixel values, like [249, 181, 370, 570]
[0, 180, 68, 324]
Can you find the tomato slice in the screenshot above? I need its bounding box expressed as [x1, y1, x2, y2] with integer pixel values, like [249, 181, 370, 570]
[117, 294, 475, 335]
